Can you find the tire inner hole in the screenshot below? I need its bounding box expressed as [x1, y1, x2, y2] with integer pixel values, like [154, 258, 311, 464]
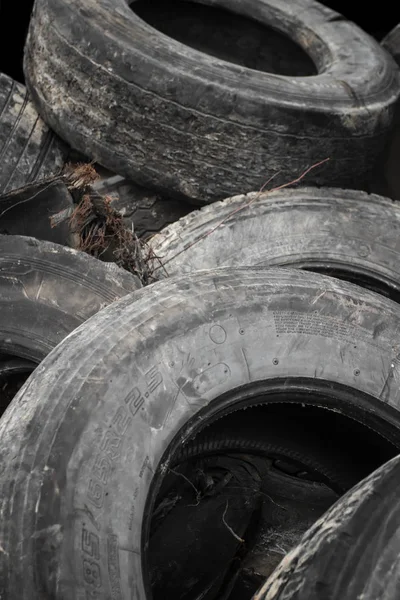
[149, 403, 398, 600]
[0, 355, 34, 416]
[131, 0, 317, 76]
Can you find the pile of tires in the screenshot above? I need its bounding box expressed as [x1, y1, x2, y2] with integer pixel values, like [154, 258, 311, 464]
[0, 2, 400, 599]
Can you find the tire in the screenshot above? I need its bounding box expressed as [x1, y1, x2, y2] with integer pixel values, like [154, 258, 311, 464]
[24, 0, 400, 203]
[381, 27, 400, 200]
[3, 268, 400, 598]
[252, 453, 400, 600]
[0, 73, 68, 194]
[0, 179, 75, 245]
[94, 175, 193, 239]
[382, 24, 400, 66]
[0, 233, 140, 367]
[149, 187, 400, 301]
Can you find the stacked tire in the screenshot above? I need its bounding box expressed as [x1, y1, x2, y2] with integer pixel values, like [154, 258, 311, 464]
[1, 2, 400, 600]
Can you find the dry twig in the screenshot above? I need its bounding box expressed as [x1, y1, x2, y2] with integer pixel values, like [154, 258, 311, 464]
[154, 158, 330, 272]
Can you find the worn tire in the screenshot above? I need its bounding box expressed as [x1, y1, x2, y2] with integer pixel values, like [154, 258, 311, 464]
[150, 187, 400, 301]
[0, 73, 68, 194]
[3, 268, 400, 598]
[382, 24, 400, 66]
[0, 234, 140, 364]
[253, 453, 400, 600]
[24, 0, 400, 203]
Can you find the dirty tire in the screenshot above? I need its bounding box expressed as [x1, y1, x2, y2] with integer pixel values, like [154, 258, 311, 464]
[4, 268, 400, 598]
[0, 73, 68, 194]
[253, 453, 400, 600]
[150, 187, 400, 301]
[382, 24, 400, 66]
[24, 0, 400, 203]
[95, 175, 193, 239]
[0, 234, 140, 363]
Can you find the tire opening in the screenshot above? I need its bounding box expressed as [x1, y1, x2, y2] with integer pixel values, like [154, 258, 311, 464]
[146, 389, 399, 600]
[298, 264, 400, 304]
[0, 355, 34, 416]
[132, 0, 317, 77]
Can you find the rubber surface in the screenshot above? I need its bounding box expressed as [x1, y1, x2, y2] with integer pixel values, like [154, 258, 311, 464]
[0, 73, 67, 194]
[149, 187, 400, 300]
[0, 234, 140, 364]
[253, 453, 400, 599]
[24, 0, 400, 203]
[0, 179, 74, 245]
[3, 268, 400, 598]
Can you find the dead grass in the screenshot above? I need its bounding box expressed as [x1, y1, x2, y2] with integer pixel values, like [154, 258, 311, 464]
[51, 159, 330, 285]
[48, 162, 167, 284]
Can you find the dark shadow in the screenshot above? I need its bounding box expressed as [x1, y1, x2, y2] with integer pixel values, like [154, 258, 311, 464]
[132, 0, 317, 76]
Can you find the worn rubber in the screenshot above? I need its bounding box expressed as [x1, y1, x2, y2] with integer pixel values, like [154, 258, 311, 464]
[3, 268, 400, 598]
[0, 234, 140, 364]
[253, 453, 400, 599]
[24, 0, 400, 203]
[0, 73, 68, 194]
[382, 24, 400, 66]
[149, 187, 400, 300]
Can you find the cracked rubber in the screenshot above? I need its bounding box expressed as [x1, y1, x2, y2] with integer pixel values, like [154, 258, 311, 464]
[0, 73, 68, 194]
[3, 268, 400, 598]
[0, 234, 140, 365]
[150, 187, 400, 301]
[24, 0, 400, 203]
[253, 453, 400, 600]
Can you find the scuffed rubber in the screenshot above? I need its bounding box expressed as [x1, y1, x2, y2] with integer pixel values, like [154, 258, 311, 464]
[149, 187, 400, 301]
[0, 73, 67, 194]
[24, 0, 400, 202]
[253, 454, 400, 599]
[2, 269, 400, 597]
[0, 234, 140, 363]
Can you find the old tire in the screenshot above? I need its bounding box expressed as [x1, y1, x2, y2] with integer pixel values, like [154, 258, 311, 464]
[0, 73, 68, 194]
[3, 269, 400, 597]
[0, 234, 140, 364]
[149, 187, 400, 301]
[24, 0, 400, 203]
[253, 453, 400, 600]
